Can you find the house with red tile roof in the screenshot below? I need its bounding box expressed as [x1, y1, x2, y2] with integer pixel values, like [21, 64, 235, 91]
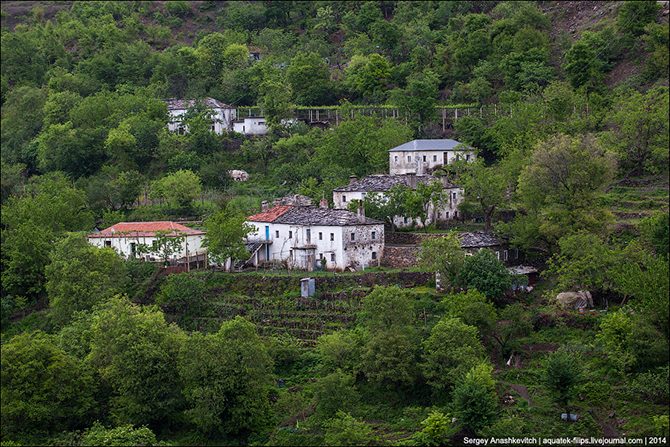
[87, 221, 206, 263]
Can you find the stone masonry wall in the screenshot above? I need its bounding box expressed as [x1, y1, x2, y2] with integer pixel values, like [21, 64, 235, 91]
[381, 245, 419, 268]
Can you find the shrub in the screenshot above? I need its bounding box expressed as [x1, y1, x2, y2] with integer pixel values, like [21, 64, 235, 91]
[323, 411, 377, 446]
[81, 422, 159, 446]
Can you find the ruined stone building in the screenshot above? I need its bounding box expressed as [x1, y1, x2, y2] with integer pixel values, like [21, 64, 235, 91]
[165, 98, 237, 134]
[332, 173, 464, 228]
[245, 202, 384, 271]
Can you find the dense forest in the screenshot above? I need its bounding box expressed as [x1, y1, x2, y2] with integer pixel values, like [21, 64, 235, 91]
[1, 1, 669, 446]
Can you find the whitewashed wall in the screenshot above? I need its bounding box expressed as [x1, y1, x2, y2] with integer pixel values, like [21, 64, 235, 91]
[88, 234, 206, 260]
[389, 150, 476, 174]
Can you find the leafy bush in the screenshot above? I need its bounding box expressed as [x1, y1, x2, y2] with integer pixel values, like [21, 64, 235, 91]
[81, 422, 159, 446]
[323, 411, 377, 446]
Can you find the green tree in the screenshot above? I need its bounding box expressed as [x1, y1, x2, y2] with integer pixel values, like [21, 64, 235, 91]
[513, 134, 616, 252]
[150, 169, 202, 210]
[136, 231, 186, 264]
[543, 349, 583, 416]
[0, 86, 46, 167]
[412, 411, 456, 446]
[313, 370, 360, 420]
[492, 303, 533, 358]
[155, 273, 207, 328]
[563, 39, 604, 91]
[46, 233, 126, 326]
[417, 233, 465, 291]
[607, 87, 669, 176]
[1, 331, 96, 438]
[459, 249, 512, 301]
[323, 411, 377, 447]
[178, 317, 273, 436]
[286, 51, 333, 105]
[441, 290, 497, 338]
[258, 79, 294, 131]
[203, 209, 254, 266]
[87, 296, 185, 426]
[81, 422, 159, 447]
[453, 362, 499, 434]
[458, 161, 507, 231]
[618, 1, 660, 37]
[344, 53, 392, 102]
[389, 70, 439, 135]
[2, 173, 93, 298]
[422, 317, 486, 392]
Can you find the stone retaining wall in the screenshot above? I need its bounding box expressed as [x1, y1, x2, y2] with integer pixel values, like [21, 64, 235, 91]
[381, 245, 419, 268]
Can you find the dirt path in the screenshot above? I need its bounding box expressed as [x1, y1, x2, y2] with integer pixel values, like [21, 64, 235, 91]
[591, 410, 621, 438]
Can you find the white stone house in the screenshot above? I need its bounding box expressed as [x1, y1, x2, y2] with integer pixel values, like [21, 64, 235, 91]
[87, 221, 206, 263]
[233, 117, 269, 135]
[389, 139, 476, 175]
[332, 174, 464, 228]
[245, 203, 384, 271]
[165, 98, 236, 135]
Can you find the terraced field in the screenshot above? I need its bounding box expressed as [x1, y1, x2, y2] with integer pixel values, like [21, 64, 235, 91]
[603, 175, 669, 229]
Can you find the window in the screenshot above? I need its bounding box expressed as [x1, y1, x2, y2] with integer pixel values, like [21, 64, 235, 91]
[306, 229, 311, 242]
[258, 121, 265, 125]
[330, 233, 334, 241]
[452, 192, 457, 199]
[407, 155, 411, 162]
[210, 125, 215, 132]
[422, 155, 427, 162]
[290, 249, 293, 257]
[445, 211, 450, 219]
[289, 230, 293, 239]
[319, 253, 323, 259]
[496, 251, 500, 260]
[343, 195, 347, 202]
[276, 230, 280, 238]
[372, 251, 377, 260]
[504, 250, 509, 261]
[330, 253, 335, 261]
[371, 231, 376, 240]
[466, 154, 471, 161]
[351, 233, 355, 241]
[433, 155, 437, 162]
[394, 156, 398, 163]
[319, 232, 323, 240]
[404, 217, 409, 224]
[105, 240, 112, 247]
[177, 126, 185, 135]
[130, 242, 136, 256]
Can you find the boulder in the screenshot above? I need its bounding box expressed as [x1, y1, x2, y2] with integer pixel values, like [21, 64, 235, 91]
[556, 291, 593, 310]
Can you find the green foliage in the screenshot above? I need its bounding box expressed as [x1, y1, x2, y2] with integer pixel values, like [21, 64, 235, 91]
[313, 370, 360, 420]
[203, 208, 254, 264]
[639, 212, 670, 256]
[2, 173, 94, 298]
[411, 410, 456, 446]
[155, 273, 207, 327]
[543, 349, 583, 414]
[81, 422, 159, 446]
[618, 1, 660, 37]
[323, 411, 377, 447]
[46, 233, 126, 326]
[597, 310, 668, 373]
[458, 161, 507, 231]
[417, 233, 465, 290]
[606, 87, 669, 176]
[459, 250, 512, 301]
[452, 362, 498, 434]
[87, 296, 185, 426]
[150, 169, 202, 210]
[441, 290, 497, 336]
[344, 53, 392, 102]
[421, 317, 486, 392]
[177, 317, 273, 436]
[287, 52, 334, 106]
[1, 331, 96, 438]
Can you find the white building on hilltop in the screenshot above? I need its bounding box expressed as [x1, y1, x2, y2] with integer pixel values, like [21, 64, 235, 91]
[87, 221, 206, 263]
[245, 202, 384, 271]
[389, 139, 476, 175]
[165, 98, 236, 135]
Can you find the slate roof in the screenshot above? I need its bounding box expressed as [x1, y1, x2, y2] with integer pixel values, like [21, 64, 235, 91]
[165, 97, 234, 110]
[388, 139, 472, 152]
[459, 231, 504, 248]
[88, 221, 205, 238]
[247, 206, 382, 226]
[333, 174, 457, 192]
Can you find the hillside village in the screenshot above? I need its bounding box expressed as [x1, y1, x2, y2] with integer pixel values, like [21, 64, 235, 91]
[1, 1, 669, 446]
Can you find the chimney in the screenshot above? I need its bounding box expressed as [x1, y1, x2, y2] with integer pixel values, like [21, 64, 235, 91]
[406, 172, 417, 189]
[261, 200, 269, 211]
[349, 175, 358, 185]
[319, 197, 329, 209]
[357, 201, 365, 223]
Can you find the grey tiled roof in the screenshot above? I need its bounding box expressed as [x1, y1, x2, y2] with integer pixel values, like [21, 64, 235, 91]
[459, 231, 503, 248]
[389, 139, 472, 152]
[275, 206, 382, 226]
[165, 97, 234, 110]
[333, 174, 457, 192]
